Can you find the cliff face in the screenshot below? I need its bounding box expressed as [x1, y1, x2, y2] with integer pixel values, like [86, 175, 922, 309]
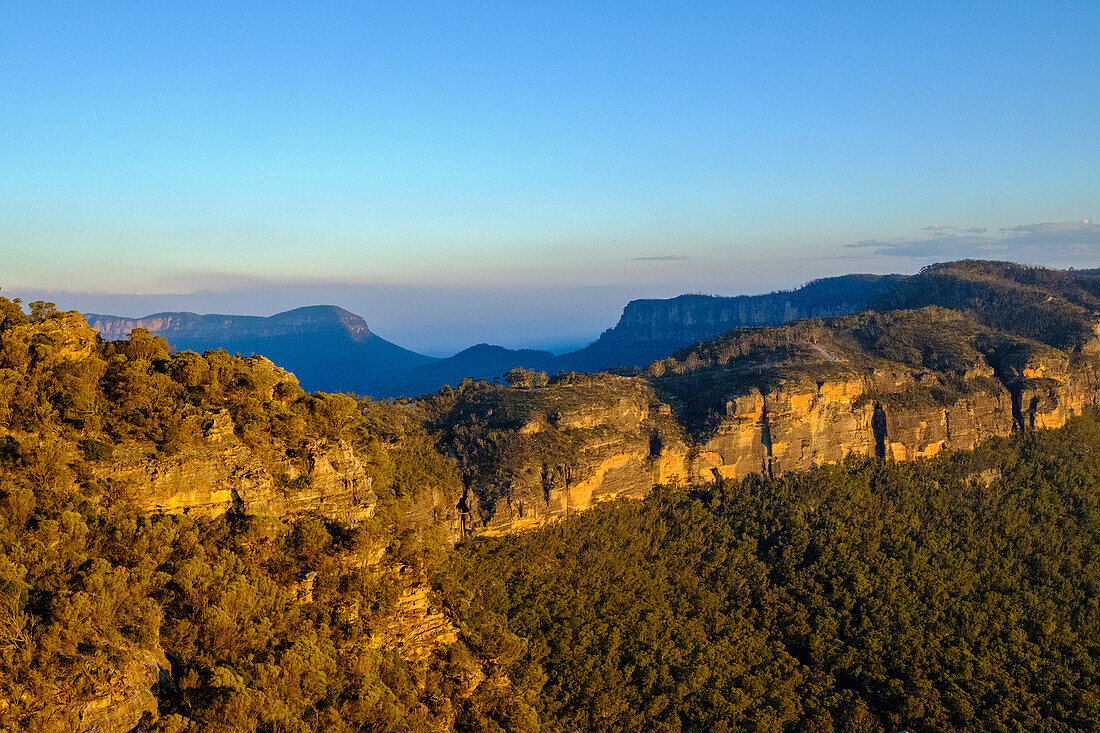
[20, 300, 1098, 543]
[2, 310, 100, 364]
[448, 309, 1100, 536]
[93, 409, 378, 523]
[366, 566, 459, 664]
[9, 646, 171, 733]
[82, 275, 906, 397]
[0, 308, 388, 526]
[561, 274, 905, 371]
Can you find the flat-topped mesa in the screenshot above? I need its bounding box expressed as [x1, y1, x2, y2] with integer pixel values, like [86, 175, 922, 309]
[84, 304, 433, 395]
[449, 307, 1100, 537]
[617, 275, 901, 342]
[86, 304, 372, 342]
[562, 274, 905, 371]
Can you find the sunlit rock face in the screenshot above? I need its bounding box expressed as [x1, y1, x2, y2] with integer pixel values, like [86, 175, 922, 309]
[32, 283, 1100, 542]
[94, 409, 377, 524]
[447, 309, 1100, 537]
[20, 646, 171, 733]
[3, 310, 100, 365]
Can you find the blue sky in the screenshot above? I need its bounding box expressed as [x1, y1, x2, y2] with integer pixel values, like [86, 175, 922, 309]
[2, 2, 1098, 353]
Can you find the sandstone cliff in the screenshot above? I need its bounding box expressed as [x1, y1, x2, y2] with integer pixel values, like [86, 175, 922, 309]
[18, 297, 1099, 545]
[0, 307, 417, 529]
[93, 409, 378, 523]
[5, 646, 171, 733]
[446, 307, 1100, 536]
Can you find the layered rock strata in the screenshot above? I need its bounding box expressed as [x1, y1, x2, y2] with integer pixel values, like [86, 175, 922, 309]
[452, 335, 1100, 536]
[94, 409, 377, 524]
[10, 646, 172, 733]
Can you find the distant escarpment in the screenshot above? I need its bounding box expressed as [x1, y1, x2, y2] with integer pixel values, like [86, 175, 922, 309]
[441, 304, 1100, 536]
[80, 262, 1100, 399]
[85, 305, 435, 395]
[560, 273, 906, 371]
[83, 274, 906, 397]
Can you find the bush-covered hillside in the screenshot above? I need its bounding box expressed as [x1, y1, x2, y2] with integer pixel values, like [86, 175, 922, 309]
[451, 412, 1100, 732]
[872, 260, 1100, 351]
[0, 298, 486, 731]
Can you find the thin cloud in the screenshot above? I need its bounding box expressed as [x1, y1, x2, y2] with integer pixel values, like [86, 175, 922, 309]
[921, 224, 958, 231]
[999, 220, 1100, 243]
[633, 255, 692, 261]
[846, 234, 998, 259]
[845, 220, 1100, 263]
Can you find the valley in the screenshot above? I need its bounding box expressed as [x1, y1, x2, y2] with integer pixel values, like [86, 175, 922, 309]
[84, 273, 905, 398]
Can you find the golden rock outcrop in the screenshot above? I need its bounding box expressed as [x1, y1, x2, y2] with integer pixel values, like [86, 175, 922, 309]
[450, 312, 1100, 536]
[95, 409, 377, 524]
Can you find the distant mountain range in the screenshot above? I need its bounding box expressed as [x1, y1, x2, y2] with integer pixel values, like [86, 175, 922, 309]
[85, 273, 906, 397]
[558, 273, 905, 372]
[84, 306, 433, 395]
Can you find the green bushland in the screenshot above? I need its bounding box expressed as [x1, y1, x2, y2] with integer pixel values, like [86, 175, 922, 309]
[0, 298, 476, 731]
[449, 411, 1100, 732]
[872, 260, 1100, 351]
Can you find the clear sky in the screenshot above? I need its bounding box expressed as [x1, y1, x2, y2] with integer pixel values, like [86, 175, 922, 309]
[2, 2, 1098, 354]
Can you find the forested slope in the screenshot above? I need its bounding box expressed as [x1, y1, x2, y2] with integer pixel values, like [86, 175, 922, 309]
[0, 297, 501, 731]
[872, 260, 1100, 351]
[451, 414, 1100, 732]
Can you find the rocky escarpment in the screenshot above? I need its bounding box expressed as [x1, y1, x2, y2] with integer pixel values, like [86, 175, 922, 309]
[561, 274, 905, 371]
[92, 409, 378, 523]
[5, 646, 171, 732]
[75, 261, 1100, 400]
[366, 567, 459, 664]
[83, 276, 905, 397]
[447, 308, 1100, 536]
[0, 306, 389, 526]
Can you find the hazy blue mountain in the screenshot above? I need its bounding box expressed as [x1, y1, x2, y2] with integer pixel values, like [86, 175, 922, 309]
[381, 343, 558, 397]
[86, 273, 907, 397]
[85, 305, 436, 395]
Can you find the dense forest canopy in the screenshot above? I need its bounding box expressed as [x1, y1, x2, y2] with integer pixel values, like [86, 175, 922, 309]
[0, 297, 480, 731]
[451, 415, 1100, 732]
